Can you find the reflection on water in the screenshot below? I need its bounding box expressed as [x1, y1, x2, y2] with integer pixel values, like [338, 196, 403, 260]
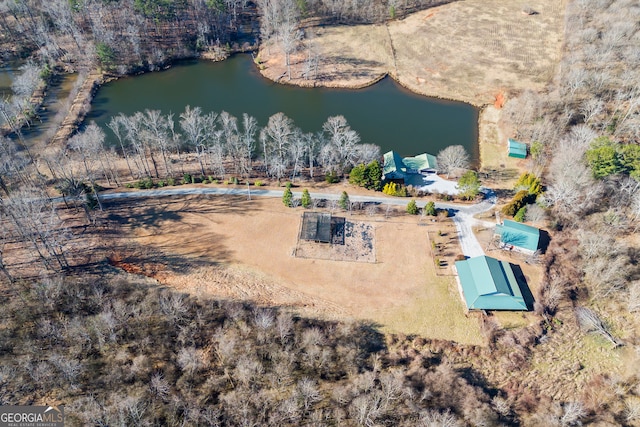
[86, 54, 479, 160]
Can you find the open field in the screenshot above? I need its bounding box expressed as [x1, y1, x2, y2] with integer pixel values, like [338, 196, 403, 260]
[260, 0, 565, 107]
[103, 194, 483, 345]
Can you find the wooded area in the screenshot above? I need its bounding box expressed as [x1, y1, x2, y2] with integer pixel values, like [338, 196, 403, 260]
[1, 0, 640, 425]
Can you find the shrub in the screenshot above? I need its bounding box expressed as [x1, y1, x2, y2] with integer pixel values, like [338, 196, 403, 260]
[406, 199, 418, 215]
[514, 206, 527, 222]
[325, 171, 340, 183]
[502, 190, 532, 217]
[157, 180, 165, 187]
[383, 182, 408, 197]
[135, 177, 154, 189]
[514, 172, 542, 196]
[167, 177, 176, 186]
[254, 180, 264, 187]
[182, 173, 192, 185]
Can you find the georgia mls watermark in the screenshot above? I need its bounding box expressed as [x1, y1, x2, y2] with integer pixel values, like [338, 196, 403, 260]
[0, 406, 64, 427]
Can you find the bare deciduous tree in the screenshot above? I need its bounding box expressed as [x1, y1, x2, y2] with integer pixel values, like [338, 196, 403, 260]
[575, 306, 621, 347]
[436, 145, 469, 178]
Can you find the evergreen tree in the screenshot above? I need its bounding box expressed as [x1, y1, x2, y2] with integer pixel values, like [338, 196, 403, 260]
[282, 182, 293, 207]
[424, 201, 436, 216]
[338, 191, 349, 210]
[301, 189, 312, 208]
[365, 160, 383, 191]
[406, 199, 418, 215]
[457, 170, 481, 200]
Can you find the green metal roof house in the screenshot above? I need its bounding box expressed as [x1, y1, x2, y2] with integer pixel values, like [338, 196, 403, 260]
[382, 151, 438, 180]
[455, 255, 529, 311]
[508, 139, 527, 159]
[403, 153, 438, 173]
[495, 220, 540, 254]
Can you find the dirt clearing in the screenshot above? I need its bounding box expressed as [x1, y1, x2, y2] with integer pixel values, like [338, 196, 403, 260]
[103, 194, 482, 345]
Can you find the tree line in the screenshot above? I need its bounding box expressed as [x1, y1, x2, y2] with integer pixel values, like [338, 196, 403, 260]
[71, 108, 380, 186]
[0, 0, 452, 73]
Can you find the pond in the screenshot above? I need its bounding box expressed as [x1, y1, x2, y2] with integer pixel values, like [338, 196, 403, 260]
[86, 54, 479, 161]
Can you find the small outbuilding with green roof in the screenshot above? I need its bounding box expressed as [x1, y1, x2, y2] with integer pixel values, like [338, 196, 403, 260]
[508, 138, 527, 159]
[495, 220, 541, 254]
[454, 255, 530, 311]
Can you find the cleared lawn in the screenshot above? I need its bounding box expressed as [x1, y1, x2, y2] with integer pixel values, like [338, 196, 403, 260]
[105, 194, 483, 345]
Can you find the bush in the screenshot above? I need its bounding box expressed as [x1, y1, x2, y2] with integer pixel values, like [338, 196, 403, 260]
[157, 180, 165, 187]
[254, 180, 264, 187]
[502, 190, 532, 217]
[383, 182, 408, 197]
[167, 177, 176, 186]
[514, 172, 542, 196]
[135, 177, 154, 189]
[514, 206, 527, 222]
[325, 171, 340, 184]
[406, 199, 418, 215]
[182, 173, 192, 185]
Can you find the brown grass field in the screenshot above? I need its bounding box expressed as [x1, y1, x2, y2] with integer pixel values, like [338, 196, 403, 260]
[260, 0, 565, 107]
[103, 194, 484, 345]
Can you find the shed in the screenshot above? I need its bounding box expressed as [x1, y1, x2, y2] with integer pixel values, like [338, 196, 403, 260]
[455, 255, 529, 311]
[495, 220, 540, 254]
[300, 212, 332, 243]
[507, 138, 527, 159]
[508, 138, 527, 158]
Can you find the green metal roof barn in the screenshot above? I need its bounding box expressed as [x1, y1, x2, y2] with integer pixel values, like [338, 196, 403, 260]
[507, 139, 527, 158]
[495, 220, 540, 254]
[455, 255, 529, 311]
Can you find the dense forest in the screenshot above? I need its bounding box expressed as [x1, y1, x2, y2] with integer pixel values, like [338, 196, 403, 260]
[1, 0, 640, 425]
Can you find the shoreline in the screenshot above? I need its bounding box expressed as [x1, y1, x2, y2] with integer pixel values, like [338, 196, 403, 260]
[40, 48, 497, 171]
[256, 53, 496, 171]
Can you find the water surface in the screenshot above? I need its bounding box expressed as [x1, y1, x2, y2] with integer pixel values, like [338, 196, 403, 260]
[86, 55, 479, 160]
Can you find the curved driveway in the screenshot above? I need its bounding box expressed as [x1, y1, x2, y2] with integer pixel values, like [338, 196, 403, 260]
[100, 186, 496, 258]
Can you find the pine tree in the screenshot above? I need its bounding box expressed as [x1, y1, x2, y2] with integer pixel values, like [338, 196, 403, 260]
[338, 191, 349, 210]
[301, 189, 311, 208]
[282, 182, 293, 207]
[407, 199, 418, 215]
